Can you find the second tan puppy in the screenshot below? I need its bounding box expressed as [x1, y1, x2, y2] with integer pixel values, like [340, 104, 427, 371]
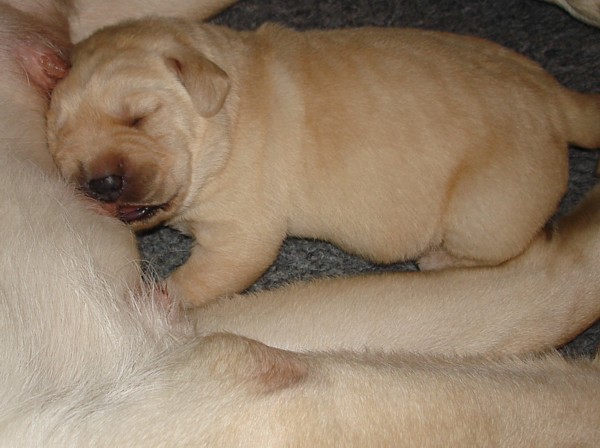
[47, 18, 600, 306]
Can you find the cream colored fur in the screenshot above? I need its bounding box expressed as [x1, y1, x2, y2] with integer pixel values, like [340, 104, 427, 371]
[47, 18, 600, 306]
[1, 1, 600, 446]
[64, 0, 238, 43]
[545, 0, 600, 27]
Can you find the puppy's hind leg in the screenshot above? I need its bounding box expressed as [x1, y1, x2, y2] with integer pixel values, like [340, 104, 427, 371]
[419, 139, 569, 270]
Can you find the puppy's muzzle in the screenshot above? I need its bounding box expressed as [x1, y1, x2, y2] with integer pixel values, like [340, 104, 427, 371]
[79, 158, 168, 225]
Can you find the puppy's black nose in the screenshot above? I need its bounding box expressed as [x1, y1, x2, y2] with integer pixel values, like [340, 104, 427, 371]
[87, 174, 123, 202]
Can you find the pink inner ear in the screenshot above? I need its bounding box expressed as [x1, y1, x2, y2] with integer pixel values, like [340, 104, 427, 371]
[16, 42, 69, 94]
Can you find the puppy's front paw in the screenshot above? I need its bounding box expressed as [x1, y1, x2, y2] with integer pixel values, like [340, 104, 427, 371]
[164, 245, 270, 307]
[165, 270, 219, 308]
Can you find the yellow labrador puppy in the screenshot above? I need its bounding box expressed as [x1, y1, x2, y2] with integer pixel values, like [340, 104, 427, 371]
[47, 17, 600, 306]
[3, 3, 600, 445]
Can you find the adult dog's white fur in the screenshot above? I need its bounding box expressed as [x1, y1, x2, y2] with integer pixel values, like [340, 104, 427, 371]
[47, 17, 600, 306]
[1, 1, 600, 446]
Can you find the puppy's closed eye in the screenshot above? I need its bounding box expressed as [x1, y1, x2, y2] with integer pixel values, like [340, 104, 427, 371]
[127, 116, 145, 128]
[120, 94, 163, 129]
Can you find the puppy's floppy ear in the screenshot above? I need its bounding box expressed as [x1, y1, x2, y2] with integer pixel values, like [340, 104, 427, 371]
[166, 47, 230, 117]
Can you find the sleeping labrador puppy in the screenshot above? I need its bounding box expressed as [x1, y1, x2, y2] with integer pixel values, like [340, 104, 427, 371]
[47, 17, 600, 306]
[3, 4, 600, 444]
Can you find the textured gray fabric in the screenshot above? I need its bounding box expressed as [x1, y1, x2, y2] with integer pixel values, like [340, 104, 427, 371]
[138, 0, 600, 357]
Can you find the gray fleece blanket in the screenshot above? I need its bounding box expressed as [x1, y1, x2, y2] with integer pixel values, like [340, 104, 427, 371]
[138, 0, 600, 357]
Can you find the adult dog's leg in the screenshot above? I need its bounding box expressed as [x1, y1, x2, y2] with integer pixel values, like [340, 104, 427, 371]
[20, 333, 599, 446]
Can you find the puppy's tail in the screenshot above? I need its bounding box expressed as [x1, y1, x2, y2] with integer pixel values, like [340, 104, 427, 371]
[560, 90, 600, 150]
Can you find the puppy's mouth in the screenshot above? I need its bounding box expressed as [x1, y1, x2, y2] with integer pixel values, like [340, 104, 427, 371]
[117, 204, 165, 223]
[78, 171, 178, 226]
[93, 200, 170, 225]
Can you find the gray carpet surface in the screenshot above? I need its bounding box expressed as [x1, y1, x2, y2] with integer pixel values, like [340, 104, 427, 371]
[138, 0, 600, 357]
